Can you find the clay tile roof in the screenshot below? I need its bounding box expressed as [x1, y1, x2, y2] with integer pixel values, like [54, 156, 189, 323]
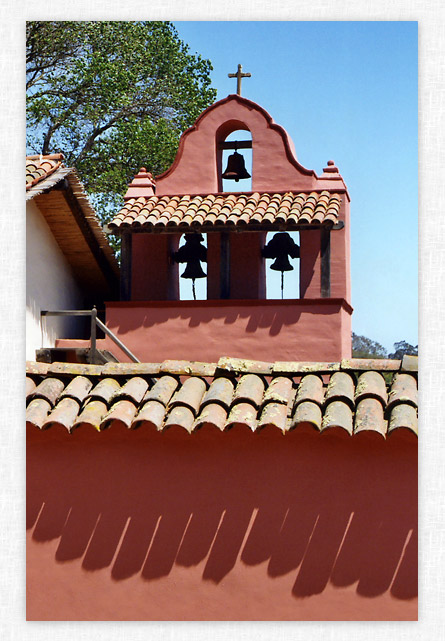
[26, 357, 418, 439]
[26, 153, 65, 192]
[108, 191, 343, 233]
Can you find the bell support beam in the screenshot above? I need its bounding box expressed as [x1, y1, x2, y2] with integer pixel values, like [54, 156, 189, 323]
[320, 227, 331, 298]
[218, 141, 252, 150]
[220, 232, 231, 299]
[120, 231, 132, 301]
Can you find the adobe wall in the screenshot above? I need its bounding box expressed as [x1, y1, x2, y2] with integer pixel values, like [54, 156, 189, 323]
[26, 200, 85, 360]
[27, 425, 417, 621]
[100, 299, 352, 363]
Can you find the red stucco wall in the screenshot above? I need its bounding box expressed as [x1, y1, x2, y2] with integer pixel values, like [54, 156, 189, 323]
[27, 424, 417, 621]
[100, 299, 352, 363]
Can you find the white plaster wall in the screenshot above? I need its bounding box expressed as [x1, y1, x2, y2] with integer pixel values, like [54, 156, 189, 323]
[26, 200, 86, 360]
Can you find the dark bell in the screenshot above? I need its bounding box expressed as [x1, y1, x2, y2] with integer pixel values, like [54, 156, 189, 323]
[222, 151, 251, 182]
[181, 262, 207, 280]
[270, 255, 293, 272]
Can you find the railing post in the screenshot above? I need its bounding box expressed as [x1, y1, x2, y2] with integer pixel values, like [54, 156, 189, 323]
[90, 306, 97, 364]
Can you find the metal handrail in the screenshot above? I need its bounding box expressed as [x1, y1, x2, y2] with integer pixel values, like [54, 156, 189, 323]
[40, 307, 140, 363]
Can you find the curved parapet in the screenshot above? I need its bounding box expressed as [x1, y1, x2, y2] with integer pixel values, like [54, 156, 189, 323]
[155, 94, 347, 195]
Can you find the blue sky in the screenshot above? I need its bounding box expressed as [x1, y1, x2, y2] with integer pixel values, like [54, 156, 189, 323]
[173, 21, 418, 352]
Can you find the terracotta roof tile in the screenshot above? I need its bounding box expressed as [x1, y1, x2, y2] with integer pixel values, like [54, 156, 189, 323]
[74, 400, 108, 431]
[233, 374, 265, 408]
[387, 373, 418, 410]
[60, 376, 93, 403]
[43, 397, 81, 433]
[86, 378, 121, 404]
[226, 402, 258, 431]
[321, 400, 354, 436]
[109, 190, 342, 232]
[201, 377, 234, 409]
[295, 374, 324, 407]
[26, 358, 418, 439]
[258, 402, 288, 432]
[26, 154, 64, 190]
[164, 405, 195, 433]
[291, 401, 322, 432]
[324, 372, 355, 408]
[355, 371, 388, 406]
[142, 376, 179, 406]
[26, 398, 51, 429]
[101, 399, 138, 430]
[194, 403, 227, 431]
[133, 400, 166, 431]
[354, 398, 386, 437]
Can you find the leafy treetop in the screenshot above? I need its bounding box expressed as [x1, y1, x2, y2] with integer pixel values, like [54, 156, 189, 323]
[26, 21, 217, 238]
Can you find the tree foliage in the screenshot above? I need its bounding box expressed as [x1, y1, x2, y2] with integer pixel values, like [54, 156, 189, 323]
[26, 21, 216, 238]
[352, 333, 418, 359]
[352, 333, 388, 359]
[388, 341, 418, 360]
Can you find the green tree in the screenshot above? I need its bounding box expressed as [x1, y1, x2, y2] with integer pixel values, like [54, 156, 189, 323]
[388, 341, 418, 359]
[26, 21, 216, 244]
[352, 333, 387, 359]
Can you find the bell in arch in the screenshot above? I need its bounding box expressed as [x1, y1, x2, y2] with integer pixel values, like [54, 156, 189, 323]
[222, 150, 251, 182]
[173, 233, 207, 299]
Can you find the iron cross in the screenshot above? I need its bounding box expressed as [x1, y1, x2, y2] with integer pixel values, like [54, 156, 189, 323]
[228, 64, 251, 95]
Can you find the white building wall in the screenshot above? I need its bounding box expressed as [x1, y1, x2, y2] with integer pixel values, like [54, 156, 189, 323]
[26, 200, 86, 360]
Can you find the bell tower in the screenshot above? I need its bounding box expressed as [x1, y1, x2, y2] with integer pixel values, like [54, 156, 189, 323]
[107, 86, 352, 363]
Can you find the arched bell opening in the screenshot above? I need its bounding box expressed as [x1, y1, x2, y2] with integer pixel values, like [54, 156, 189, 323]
[216, 121, 252, 193]
[175, 232, 208, 301]
[263, 231, 300, 300]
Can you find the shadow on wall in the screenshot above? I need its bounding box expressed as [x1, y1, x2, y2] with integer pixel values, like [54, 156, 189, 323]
[27, 426, 417, 601]
[107, 302, 339, 338]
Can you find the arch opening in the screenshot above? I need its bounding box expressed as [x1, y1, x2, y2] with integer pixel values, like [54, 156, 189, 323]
[264, 231, 300, 300]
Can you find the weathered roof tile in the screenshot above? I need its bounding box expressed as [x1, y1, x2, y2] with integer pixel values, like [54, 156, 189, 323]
[324, 372, 355, 408]
[387, 374, 418, 410]
[291, 401, 322, 432]
[112, 377, 149, 404]
[132, 400, 166, 431]
[233, 374, 265, 408]
[25, 358, 418, 440]
[43, 397, 80, 433]
[143, 376, 178, 406]
[101, 400, 138, 430]
[194, 403, 227, 431]
[355, 371, 388, 406]
[164, 405, 195, 433]
[26, 398, 52, 429]
[31, 378, 65, 407]
[169, 377, 207, 415]
[321, 400, 353, 436]
[60, 376, 93, 403]
[201, 377, 234, 409]
[226, 402, 258, 431]
[262, 376, 294, 406]
[86, 378, 121, 404]
[74, 400, 108, 431]
[354, 398, 386, 437]
[388, 404, 418, 436]
[295, 374, 324, 407]
[258, 402, 288, 432]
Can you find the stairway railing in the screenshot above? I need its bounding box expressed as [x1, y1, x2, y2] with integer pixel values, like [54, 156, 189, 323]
[40, 307, 140, 363]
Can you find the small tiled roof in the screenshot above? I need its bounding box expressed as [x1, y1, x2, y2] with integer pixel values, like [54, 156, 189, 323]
[26, 153, 66, 195]
[26, 356, 418, 438]
[108, 191, 342, 232]
[26, 154, 120, 292]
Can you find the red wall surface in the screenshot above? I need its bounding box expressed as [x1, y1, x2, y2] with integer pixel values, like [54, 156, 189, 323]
[100, 300, 352, 363]
[27, 425, 417, 621]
